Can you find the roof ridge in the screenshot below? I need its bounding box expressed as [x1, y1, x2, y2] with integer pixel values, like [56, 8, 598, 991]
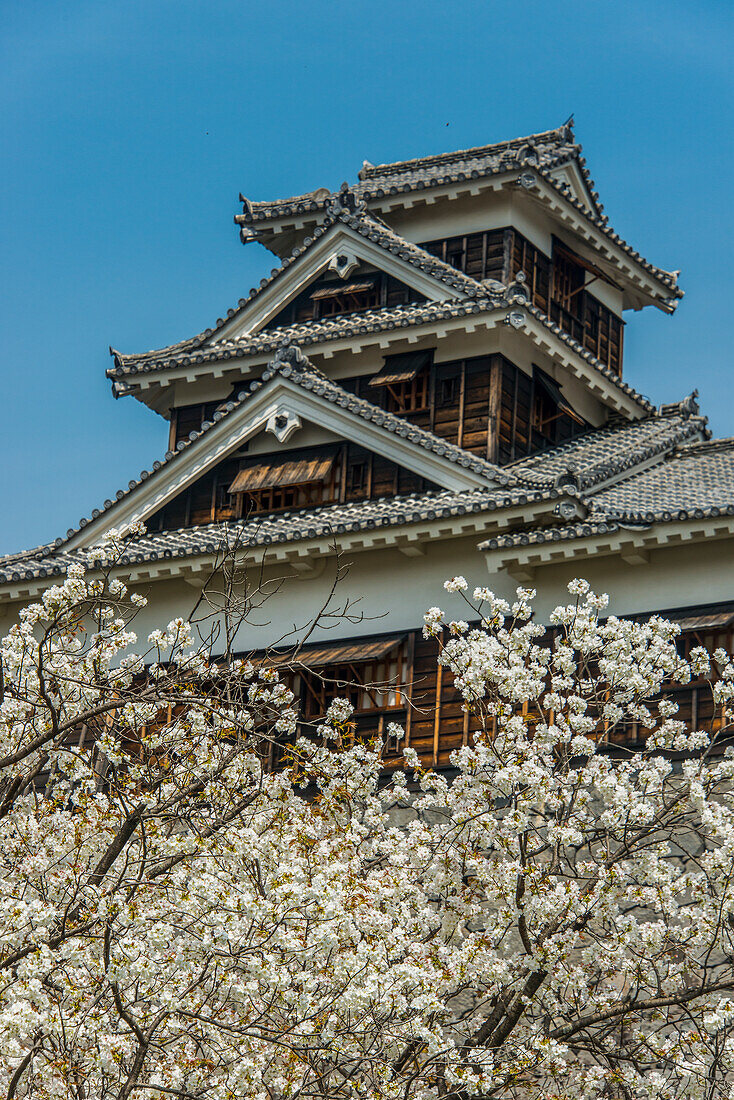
[357, 122, 573, 181]
[507, 409, 706, 493]
[674, 436, 734, 456]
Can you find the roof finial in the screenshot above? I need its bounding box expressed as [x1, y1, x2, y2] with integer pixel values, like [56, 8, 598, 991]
[273, 342, 309, 371]
[681, 390, 700, 418]
[325, 183, 365, 216]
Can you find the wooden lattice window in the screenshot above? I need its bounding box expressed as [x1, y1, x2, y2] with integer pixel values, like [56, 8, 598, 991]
[552, 247, 585, 317]
[311, 280, 381, 318]
[421, 229, 506, 282]
[508, 231, 551, 312]
[172, 401, 224, 446]
[369, 349, 433, 414]
[229, 453, 339, 515]
[263, 636, 410, 764]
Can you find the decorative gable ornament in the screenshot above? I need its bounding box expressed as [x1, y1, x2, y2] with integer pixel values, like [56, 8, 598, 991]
[327, 248, 360, 280]
[504, 310, 526, 330]
[554, 499, 582, 521]
[265, 404, 303, 444]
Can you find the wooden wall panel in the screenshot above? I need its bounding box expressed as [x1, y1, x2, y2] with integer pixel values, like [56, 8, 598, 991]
[148, 444, 431, 532]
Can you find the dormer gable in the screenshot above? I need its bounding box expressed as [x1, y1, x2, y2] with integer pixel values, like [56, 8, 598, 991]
[67, 347, 506, 551]
[547, 160, 597, 214]
[209, 208, 488, 344]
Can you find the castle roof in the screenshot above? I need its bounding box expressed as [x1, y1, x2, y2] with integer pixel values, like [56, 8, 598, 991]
[482, 432, 734, 560]
[109, 299, 655, 419]
[235, 122, 682, 306]
[0, 375, 711, 595]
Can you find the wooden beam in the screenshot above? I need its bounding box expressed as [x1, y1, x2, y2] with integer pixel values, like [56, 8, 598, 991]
[432, 663, 443, 767]
[486, 356, 503, 464]
[457, 360, 466, 450]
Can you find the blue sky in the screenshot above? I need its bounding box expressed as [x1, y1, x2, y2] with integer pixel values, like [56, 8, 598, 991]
[1, 0, 732, 554]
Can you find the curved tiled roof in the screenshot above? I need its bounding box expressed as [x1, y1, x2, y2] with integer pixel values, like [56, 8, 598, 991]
[236, 123, 681, 300]
[108, 295, 509, 379]
[237, 124, 580, 223]
[482, 435, 734, 552]
[109, 205, 495, 376]
[108, 290, 654, 417]
[2, 385, 727, 587]
[0, 482, 564, 587]
[508, 402, 707, 491]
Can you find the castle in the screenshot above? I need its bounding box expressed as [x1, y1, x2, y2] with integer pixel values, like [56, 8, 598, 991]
[2, 121, 732, 765]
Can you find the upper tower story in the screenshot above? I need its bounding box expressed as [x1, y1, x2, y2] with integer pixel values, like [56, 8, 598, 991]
[236, 121, 681, 326]
[108, 122, 682, 467]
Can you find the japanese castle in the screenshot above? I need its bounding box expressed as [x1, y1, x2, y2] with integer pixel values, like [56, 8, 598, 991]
[3, 121, 733, 765]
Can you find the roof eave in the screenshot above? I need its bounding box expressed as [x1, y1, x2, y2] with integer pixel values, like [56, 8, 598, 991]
[481, 512, 734, 572]
[108, 298, 653, 420]
[0, 490, 578, 605]
[235, 169, 682, 310]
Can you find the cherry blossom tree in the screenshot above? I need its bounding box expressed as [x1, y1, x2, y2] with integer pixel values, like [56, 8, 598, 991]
[2, 533, 734, 1100]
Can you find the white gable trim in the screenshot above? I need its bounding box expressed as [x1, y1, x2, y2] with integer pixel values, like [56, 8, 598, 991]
[212, 223, 458, 343]
[547, 162, 596, 215]
[66, 376, 499, 550]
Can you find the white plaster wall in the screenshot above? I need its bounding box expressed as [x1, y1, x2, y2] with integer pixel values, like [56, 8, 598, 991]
[0, 535, 492, 656]
[489, 535, 734, 623]
[1, 532, 731, 661]
[391, 192, 553, 256]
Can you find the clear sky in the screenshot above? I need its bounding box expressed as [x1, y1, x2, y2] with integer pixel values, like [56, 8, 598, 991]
[1, 0, 732, 554]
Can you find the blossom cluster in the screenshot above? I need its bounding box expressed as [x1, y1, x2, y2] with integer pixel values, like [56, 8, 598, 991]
[1, 552, 733, 1100]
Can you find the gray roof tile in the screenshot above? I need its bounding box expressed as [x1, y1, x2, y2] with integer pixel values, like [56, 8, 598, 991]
[110, 294, 509, 378]
[109, 291, 655, 417]
[508, 399, 707, 491]
[482, 434, 734, 551]
[0, 482, 557, 585]
[593, 438, 734, 518]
